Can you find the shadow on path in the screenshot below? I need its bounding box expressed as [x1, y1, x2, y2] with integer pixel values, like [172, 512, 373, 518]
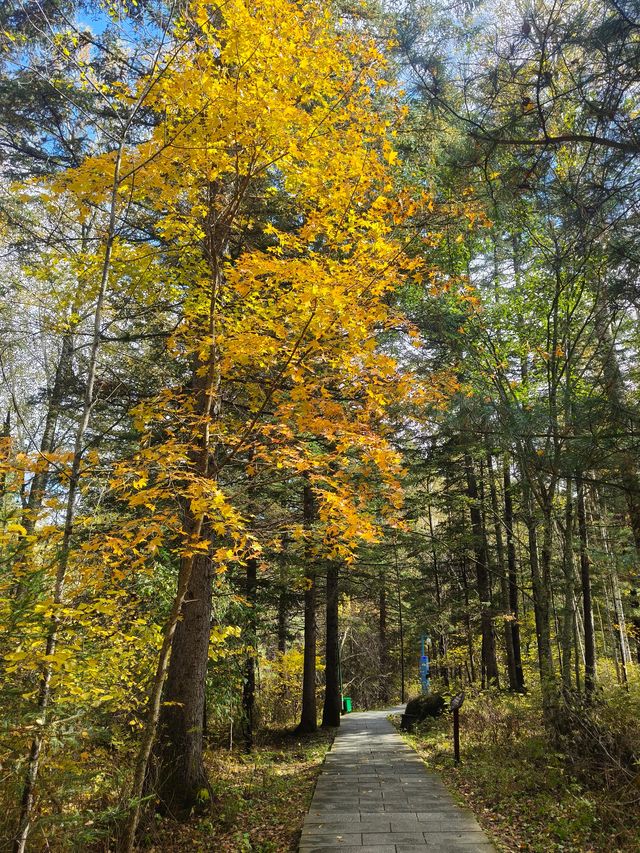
[299, 708, 495, 852]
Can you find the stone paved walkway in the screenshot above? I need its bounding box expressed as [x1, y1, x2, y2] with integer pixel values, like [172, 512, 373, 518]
[299, 709, 495, 853]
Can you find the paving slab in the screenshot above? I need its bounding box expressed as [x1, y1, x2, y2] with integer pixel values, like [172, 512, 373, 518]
[299, 708, 495, 851]
[302, 821, 393, 834]
[302, 833, 364, 845]
[299, 847, 396, 853]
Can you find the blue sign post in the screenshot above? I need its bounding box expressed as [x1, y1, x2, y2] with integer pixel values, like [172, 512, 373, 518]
[419, 634, 431, 693]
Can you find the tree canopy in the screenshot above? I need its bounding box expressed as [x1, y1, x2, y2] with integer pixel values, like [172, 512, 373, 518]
[2, 2, 640, 851]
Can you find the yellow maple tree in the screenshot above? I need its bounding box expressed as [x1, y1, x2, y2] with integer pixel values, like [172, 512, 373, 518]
[7, 2, 444, 845]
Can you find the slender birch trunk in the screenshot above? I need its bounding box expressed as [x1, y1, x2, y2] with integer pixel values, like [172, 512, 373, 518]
[577, 476, 596, 695]
[14, 142, 125, 853]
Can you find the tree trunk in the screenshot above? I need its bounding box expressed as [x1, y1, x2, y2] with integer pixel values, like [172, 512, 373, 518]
[503, 460, 525, 690]
[593, 298, 640, 648]
[395, 539, 405, 703]
[577, 477, 596, 694]
[379, 582, 390, 701]
[242, 556, 258, 749]
[560, 478, 575, 692]
[539, 505, 558, 707]
[523, 476, 556, 721]
[594, 304, 640, 652]
[296, 483, 317, 733]
[322, 562, 341, 727]
[154, 549, 213, 815]
[0, 410, 10, 498]
[610, 568, 630, 682]
[278, 587, 288, 654]
[277, 534, 289, 654]
[595, 491, 631, 681]
[573, 609, 582, 692]
[131, 244, 225, 837]
[601, 580, 622, 684]
[487, 453, 517, 689]
[465, 455, 499, 686]
[461, 556, 476, 683]
[428, 503, 449, 686]
[593, 296, 640, 549]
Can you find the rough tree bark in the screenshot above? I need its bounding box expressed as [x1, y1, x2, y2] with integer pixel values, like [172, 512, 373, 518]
[150, 244, 224, 816]
[242, 556, 258, 749]
[322, 561, 341, 727]
[278, 587, 288, 654]
[133, 205, 227, 834]
[296, 482, 317, 733]
[277, 534, 289, 655]
[427, 502, 449, 686]
[522, 475, 557, 722]
[460, 555, 476, 683]
[465, 455, 499, 686]
[503, 460, 525, 690]
[154, 549, 214, 814]
[487, 453, 517, 690]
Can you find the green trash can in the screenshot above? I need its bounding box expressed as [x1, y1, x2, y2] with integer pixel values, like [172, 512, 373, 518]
[342, 696, 352, 714]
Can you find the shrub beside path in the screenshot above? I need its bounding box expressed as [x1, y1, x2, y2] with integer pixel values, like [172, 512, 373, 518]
[299, 708, 496, 853]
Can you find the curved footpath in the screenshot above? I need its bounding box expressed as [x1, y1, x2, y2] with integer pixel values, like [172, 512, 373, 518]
[299, 708, 495, 853]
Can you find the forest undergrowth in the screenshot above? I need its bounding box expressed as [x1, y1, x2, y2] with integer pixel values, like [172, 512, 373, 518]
[142, 729, 334, 853]
[0, 725, 333, 852]
[399, 672, 640, 853]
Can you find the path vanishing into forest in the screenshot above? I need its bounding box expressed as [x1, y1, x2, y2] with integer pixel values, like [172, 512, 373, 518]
[299, 709, 495, 853]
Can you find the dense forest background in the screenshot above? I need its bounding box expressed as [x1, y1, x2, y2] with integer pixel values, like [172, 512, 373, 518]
[2, 1, 640, 851]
